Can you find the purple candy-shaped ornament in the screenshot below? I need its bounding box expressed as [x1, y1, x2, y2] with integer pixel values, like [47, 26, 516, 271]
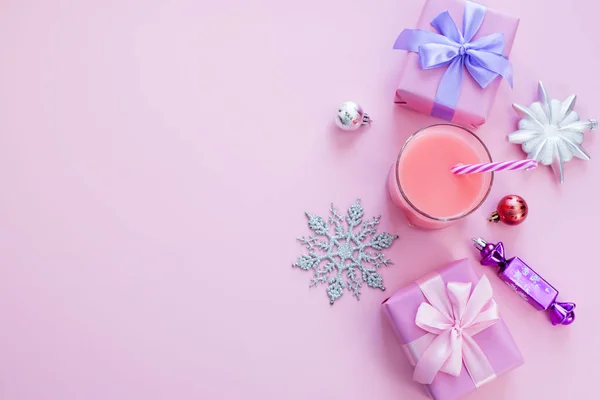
[472, 238, 575, 326]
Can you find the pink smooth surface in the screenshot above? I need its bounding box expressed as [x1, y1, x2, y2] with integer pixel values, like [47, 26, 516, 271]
[0, 1, 597, 400]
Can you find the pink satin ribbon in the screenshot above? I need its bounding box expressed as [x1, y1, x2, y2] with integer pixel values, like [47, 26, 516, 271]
[403, 273, 500, 387]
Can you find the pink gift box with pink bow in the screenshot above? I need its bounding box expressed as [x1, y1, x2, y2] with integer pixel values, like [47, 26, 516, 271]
[382, 258, 523, 400]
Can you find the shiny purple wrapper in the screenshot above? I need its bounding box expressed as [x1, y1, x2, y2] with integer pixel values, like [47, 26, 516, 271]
[382, 259, 523, 400]
[473, 238, 576, 325]
[499, 257, 558, 310]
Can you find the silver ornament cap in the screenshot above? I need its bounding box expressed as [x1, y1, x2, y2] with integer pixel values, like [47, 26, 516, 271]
[335, 101, 372, 131]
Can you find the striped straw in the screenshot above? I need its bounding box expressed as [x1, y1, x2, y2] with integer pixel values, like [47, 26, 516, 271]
[452, 159, 538, 175]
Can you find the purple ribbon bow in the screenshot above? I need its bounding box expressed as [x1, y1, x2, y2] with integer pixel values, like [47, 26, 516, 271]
[393, 1, 513, 121]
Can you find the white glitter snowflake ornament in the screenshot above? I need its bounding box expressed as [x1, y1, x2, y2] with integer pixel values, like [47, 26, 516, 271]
[292, 199, 398, 305]
[508, 81, 597, 183]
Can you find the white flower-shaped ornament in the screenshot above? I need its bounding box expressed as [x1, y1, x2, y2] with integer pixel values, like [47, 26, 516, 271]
[508, 81, 597, 183]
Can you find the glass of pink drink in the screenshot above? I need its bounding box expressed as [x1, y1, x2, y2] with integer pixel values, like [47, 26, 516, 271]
[387, 124, 493, 229]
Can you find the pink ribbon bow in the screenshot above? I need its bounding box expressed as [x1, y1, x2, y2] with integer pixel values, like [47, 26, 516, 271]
[411, 275, 500, 386]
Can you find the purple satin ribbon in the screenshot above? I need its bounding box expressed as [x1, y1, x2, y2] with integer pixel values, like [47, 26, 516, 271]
[393, 1, 513, 121]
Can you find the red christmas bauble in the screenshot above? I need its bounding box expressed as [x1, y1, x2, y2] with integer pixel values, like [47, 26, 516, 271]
[489, 195, 528, 226]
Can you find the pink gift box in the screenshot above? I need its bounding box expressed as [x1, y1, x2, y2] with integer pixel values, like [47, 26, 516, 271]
[394, 0, 519, 128]
[382, 258, 523, 400]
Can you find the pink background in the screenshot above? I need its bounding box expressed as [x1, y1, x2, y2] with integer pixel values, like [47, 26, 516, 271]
[0, 0, 596, 399]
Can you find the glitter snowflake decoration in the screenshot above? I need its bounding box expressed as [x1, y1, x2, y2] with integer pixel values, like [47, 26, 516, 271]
[508, 81, 597, 183]
[292, 199, 398, 305]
